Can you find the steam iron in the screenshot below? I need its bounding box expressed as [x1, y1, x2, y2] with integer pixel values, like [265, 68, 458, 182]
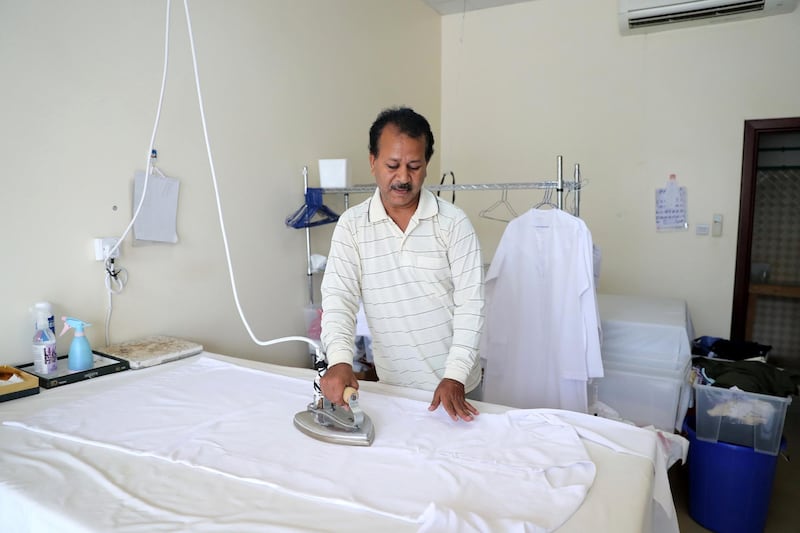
[294, 386, 375, 446]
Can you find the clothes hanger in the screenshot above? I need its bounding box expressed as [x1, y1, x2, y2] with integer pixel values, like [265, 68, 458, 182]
[285, 187, 340, 228]
[437, 171, 456, 203]
[479, 188, 518, 223]
[532, 187, 559, 210]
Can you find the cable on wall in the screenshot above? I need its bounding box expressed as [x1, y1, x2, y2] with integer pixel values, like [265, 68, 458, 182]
[102, 0, 321, 360]
[100, 0, 172, 345]
[180, 0, 321, 360]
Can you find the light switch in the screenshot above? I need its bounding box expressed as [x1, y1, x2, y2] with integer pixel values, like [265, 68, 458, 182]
[696, 223, 710, 236]
[712, 214, 723, 237]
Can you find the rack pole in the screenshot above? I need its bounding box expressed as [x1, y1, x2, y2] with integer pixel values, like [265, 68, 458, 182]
[574, 163, 581, 217]
[557, 155, 564, 210]
[303, 166, 314, 305]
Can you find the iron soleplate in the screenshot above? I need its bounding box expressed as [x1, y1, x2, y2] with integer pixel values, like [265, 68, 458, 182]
[293, 410, 375, 446]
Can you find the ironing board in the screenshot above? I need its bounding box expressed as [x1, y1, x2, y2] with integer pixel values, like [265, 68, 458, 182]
[0, 352, 676, 533]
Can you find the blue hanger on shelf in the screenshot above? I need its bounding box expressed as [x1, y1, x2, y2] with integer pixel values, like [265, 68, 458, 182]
[285, 187, 340, 229]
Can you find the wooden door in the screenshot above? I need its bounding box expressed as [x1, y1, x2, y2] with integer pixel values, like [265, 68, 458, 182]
[731, 117, 800, 367]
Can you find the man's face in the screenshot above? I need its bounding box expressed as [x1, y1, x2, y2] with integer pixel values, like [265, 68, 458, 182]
[370, 124, 428, 212]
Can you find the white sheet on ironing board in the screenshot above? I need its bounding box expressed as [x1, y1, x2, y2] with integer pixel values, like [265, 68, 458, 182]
[537, 408, 684, 533]
[4, 356, 595, 533]
[597, 293, 693, 360]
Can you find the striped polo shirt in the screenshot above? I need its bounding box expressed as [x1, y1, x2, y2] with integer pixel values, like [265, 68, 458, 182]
[321, 187, 485, 392]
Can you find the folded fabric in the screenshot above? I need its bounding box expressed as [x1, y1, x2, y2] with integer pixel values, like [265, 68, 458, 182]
[692, 357, 800, 397]
[692, 336, 772, 360]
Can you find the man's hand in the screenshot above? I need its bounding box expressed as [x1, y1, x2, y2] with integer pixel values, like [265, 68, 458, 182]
[429, 378, 480, 422]
[319, 363, 358, 406]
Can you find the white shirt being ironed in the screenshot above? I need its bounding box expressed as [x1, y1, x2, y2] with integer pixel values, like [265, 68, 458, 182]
[321, 187, 484, 392]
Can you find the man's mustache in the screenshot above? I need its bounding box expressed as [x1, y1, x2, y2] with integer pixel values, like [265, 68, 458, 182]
[391, 183, 412, 191]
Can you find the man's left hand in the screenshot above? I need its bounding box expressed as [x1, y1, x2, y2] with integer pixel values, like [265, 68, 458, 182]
[429, 378, 480, 422]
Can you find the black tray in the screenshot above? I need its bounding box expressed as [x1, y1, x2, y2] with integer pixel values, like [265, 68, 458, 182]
[17, 353, 129, 389]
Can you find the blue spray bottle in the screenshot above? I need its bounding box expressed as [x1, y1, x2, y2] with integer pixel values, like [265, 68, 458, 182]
[60, 317, 93, 371]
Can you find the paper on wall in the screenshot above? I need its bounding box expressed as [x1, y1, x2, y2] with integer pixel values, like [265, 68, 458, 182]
[133, 171, 179, 244]
[655, 174, 688, 232]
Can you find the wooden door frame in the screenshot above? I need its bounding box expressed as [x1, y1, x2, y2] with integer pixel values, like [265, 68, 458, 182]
[731, 117, 800, 340]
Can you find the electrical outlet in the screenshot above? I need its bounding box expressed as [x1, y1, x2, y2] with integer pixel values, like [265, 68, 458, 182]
[711, 214, 723, 237]
[93, 238, 120, 261]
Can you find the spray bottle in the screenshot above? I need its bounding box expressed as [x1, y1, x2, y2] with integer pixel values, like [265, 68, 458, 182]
[31, 301, 56, 336]
[60, 317, 93, 371]
[32, 307, 58, 374]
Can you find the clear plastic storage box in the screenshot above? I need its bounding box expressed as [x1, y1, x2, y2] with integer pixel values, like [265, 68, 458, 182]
[693, 383, 792, 455]
[591, 358, 691, 431]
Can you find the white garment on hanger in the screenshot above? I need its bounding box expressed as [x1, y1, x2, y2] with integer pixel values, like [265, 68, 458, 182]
[482, 209, 603, 412]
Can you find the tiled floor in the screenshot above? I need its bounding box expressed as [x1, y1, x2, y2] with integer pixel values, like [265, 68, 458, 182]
[669, 394, 800, 532]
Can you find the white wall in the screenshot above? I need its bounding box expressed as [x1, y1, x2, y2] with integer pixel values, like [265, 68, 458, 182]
[4, 0, 797, 369]
[0, 0, 441, 367]
[440, 0, 800, 339]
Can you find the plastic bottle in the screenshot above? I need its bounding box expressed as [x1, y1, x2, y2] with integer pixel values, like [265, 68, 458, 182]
[32, 301, 55, 336]
[60, 317, 93, 371]
[32, 309, 58, 374]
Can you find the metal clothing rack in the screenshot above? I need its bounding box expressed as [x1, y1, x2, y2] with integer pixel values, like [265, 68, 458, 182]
[320, 155, 584, 216]
[288, 155, 586, 305]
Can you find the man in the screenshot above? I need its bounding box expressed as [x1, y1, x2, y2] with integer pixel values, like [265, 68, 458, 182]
[319, 106, 484, 422]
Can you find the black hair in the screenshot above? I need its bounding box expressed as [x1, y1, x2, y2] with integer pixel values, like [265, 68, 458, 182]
[368, 106, 434, 162]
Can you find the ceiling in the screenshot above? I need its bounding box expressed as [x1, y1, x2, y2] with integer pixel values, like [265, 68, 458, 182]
[422, 0, 535, 15]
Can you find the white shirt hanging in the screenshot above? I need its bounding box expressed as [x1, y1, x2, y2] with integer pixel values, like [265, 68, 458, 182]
[482, 208, 603, 412]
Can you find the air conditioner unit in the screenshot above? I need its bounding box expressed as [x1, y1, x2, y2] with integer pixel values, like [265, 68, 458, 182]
[618, 0, 799, 34]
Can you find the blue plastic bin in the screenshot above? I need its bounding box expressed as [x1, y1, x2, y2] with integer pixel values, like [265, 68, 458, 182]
[685, 416, 784, 533]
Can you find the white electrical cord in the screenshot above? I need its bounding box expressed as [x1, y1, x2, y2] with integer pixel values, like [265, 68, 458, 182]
[102, 0, 172, 346]
[101, 0, 321, 361]
[181, 0, 322, 361]
[118, 5, 172, 256]
[103, 260, 129, 346]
